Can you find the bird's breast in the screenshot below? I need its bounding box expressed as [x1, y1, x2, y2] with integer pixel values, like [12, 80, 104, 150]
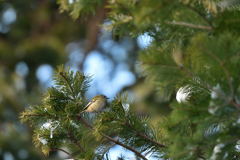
[85, 99, 106, 112]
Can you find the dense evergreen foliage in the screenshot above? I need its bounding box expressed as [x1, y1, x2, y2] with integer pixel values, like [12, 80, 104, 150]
[21, 0, 240, 159]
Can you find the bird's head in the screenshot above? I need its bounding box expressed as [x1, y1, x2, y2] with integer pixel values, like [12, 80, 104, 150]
[94, 94, 109, 100]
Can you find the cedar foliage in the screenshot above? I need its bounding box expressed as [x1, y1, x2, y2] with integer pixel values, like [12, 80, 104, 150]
[21, 0, 240, 159]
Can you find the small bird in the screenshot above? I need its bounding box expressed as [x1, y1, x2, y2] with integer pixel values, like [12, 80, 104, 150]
[81, 95, 108, 113]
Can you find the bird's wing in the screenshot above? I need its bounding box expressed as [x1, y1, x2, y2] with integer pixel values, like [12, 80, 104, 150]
[83, 99, 97, 111]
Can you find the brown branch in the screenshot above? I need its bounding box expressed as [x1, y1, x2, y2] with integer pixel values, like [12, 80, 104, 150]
[100, 133, 147, 160]
[84, 2, 108, 53]
[125, 122, 166, 148]
[76, 115, 147, 160]
[135, 132, 166, 148]
[229, 99, 240, 110]
[79, 0, 109, 70]
[165, 21, 213, 31]
[198, 155, 206, 160]
[51, 148, 73, 158]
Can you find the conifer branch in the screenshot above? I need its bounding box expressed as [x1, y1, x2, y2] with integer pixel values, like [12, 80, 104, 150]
[184, 5, 213, 28]
[22, 113, 46, 117]
[206, 52, 234, 97]
[59, 72, 76, 99]
[20, 113, 57, 120]
[179, 66, 212, 91]
[76, 115, 148, 160]
[21, 114, 86, 153]
[67, 131, 85, 152]
[165, 21, 213, 31]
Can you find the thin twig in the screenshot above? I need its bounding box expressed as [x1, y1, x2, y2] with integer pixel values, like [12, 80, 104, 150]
[229, 99, 240, 110]
[100, 133, 147, 160]
[166, 21, 213, 31]
[136, 132, 166, 148]
[194, 146, 206, 160]
[76, 115, 147, 160]
[51, 148, 73, 159]
[125, 123, 166, 148]
[198, 155, 206, 160]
